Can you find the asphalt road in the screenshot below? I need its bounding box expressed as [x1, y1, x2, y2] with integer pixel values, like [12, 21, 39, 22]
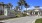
[0, 16, 42, 23]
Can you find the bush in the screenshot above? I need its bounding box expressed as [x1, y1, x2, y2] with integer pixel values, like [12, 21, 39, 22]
[22, 13, 27, 17]
[16, 13, 20, 17]
[22, 13, 29, 17]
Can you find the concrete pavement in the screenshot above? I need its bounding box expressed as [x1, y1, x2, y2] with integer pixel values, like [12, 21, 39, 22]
[0, 16, 42, 23]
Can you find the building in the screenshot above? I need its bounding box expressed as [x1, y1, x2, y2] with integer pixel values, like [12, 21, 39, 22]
[0, 2, 12, 16]
[28, 6, 42, 16]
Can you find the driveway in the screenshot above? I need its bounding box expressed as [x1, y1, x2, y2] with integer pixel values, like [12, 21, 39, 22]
[0, 16, 42, 23]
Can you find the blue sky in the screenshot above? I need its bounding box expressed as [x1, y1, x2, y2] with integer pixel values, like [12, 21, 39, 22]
[0, 0, 42, 10]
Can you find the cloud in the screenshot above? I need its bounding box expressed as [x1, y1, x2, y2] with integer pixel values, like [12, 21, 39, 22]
[27, 6, 34, 10]
[40, 7, 42, 9]
[23, 6, 34, 10]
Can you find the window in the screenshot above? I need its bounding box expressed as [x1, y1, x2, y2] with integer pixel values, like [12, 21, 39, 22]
[35, 12, 38, 15]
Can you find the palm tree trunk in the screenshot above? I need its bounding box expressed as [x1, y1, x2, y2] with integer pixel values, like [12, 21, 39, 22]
[21, 5, 22, 12]
[26, 8, 27, 13]
[21, 5, 23, 16]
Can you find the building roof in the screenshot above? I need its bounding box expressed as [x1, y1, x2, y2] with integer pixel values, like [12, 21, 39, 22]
[27, 8, 42, 12]
[0, 2, 13, 8]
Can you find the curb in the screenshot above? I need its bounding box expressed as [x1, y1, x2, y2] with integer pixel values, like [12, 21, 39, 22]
[32, 19, 36, 23]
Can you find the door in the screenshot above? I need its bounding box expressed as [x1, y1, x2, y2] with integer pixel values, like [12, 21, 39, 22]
[35, 12, 38, 15]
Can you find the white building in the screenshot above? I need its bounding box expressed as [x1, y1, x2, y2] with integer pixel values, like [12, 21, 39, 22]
[0, 2, 12, 16]
[28, 6, 42, 16]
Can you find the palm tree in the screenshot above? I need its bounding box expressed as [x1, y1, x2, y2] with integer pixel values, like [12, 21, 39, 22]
[18, 0, 26, 12]
[18, 0, 30, 12]
[17, 0, 26, 16]
[8, 3, 13, 10]
[17, 0, 30, 16]
[24, 3, 30, 13]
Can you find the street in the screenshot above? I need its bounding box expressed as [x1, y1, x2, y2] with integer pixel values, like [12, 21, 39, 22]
[0, 16, 42, 23]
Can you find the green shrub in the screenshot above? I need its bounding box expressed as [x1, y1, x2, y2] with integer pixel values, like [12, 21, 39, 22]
[22, 13, 29, 17]
[16, 13, 20, 17]
[22, 13, 27, 16]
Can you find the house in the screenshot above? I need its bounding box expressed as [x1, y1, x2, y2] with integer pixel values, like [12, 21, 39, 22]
[0, 2, 12, 16]
[0, 2, 17, 19]
[27, 6, 42, 16]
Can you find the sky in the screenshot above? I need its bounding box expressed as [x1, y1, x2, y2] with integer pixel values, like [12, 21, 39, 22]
[0, 0, 42, 10]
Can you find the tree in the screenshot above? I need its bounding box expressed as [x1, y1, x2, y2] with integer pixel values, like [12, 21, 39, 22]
[14, 6, 21, 12]
[17, 0, 30, 16]
[24, 10, 26, 12]
[18, 0, 26, 11]
[24, 3, 30, 13]
[8, 3, 13, 10]
[14, 6, 22, 17]
[18, 0, 30, 13]
[17, 0, 26, 16]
